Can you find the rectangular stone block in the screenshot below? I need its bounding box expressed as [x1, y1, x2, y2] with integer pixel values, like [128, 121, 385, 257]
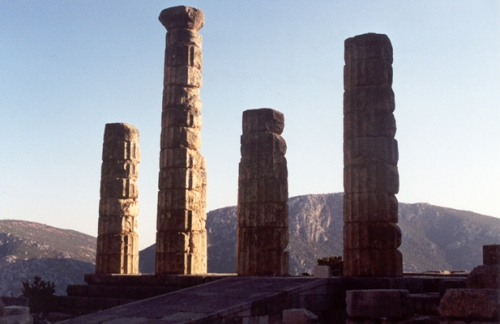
[344, 164, 399, 194]
[345, 33, 393, 63]
[343, 109, 396, 140]
[242, 109, 285, 135]
[160, 147, 206, 169]
[438, 289, 499, 320]
[343, 192, 398, 223]
[96, 253, 139, 274]
[483, 245, 500, 265]
[98, 215, 138, 235]
[162, 105, 202, 129]
[103, 123, 139, 143]
[166, 44, 202, 69]
[344, 137, 398, 166]
[238, 155, 287, 181]
[96, 233, 139, 255]
[102, 140, 140, 161]
[344, 59, 392, 88]
[156, 251, 207, 275]
[157, 208, 206, 231]
[167, 29, 202, 46]
[156, 230, 206, 254]
[100, 178, 139, 199]
[237, 226, 289, 251]
[240, 132, 287, 158]
[343, 248, 403, 277]
[157, 187, 206, 211]
[100, 161, 139, 180]
[158, 168, 206, 190]
[344, 222, 401, 250]
[237, 249, 289, 276]
[165, 66, 201, 87]
[238, 177, 288, 204]
[99, 198, 139, 217]
[346, 289, 410, 318]
[162, 85, 201, 108]
[237, 202, 288, 227]
[343, 85, 395, 115]
[161, 126, 201, 150]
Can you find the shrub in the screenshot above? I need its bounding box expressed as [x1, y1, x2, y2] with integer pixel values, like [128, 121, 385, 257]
[21, 276, 55, 315]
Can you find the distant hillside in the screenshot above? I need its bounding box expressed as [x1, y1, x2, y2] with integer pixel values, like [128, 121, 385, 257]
[0, 220, 96, 296]
[141, 193, 500, 275]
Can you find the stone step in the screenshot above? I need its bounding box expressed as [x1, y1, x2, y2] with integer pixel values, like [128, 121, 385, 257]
[409, 293, 441, 316]
[67, 284, 178, 299]
[52, 295, 136, 316]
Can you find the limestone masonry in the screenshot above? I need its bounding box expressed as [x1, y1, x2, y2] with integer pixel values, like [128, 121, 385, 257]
[237, 108, 289, 276]
[96, 123, 140, 274]
[343, 33, 402, 277]
[155, 6, 207, 274]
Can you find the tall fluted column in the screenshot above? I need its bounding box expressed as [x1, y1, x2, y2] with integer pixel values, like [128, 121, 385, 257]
[343, 33, 402, 277]
[156, 6, 207, 274]
[237, 108, 289, 276]
[96, 123, 140, 274]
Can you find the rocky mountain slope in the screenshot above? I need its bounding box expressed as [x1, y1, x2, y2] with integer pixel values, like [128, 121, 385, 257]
[0, 220, 95, 296]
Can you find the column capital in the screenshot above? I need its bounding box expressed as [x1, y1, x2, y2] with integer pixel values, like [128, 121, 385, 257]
[159, 6, 204, 31]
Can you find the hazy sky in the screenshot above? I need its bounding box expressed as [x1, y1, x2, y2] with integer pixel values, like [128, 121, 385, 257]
[1, 1, 499, 249]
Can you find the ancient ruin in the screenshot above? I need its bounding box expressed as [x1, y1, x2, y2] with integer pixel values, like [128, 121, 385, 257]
[155, 6, 207, 274]
[236, 108, 289, 276]
[343, 33, 402, 277]
[96, 123, 140, 274]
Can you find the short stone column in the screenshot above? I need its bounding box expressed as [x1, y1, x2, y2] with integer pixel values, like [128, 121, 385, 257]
[236, 108, 289, 276]
[156, 6, 207, 274]
[343, 33, 402, 277]
[96, 123, 140, 274]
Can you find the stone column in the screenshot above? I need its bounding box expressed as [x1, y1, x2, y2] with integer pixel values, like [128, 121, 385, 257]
[156, 6, 207, 274]
[237, 108, 289, 276]
[96, 123, 140, 274]
[343, 33, 402, 277]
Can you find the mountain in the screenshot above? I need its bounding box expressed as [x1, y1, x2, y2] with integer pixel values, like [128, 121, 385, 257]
[141, 193, 500, 275]
[0, 220, 96, 296]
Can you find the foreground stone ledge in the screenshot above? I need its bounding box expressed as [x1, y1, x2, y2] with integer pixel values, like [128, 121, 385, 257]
[467, 265, 500, 289]
[346, 289, 411, 319]
[438, 289, 499, 320]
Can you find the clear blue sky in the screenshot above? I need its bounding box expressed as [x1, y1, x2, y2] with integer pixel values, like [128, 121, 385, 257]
[1, 1, 499, 249]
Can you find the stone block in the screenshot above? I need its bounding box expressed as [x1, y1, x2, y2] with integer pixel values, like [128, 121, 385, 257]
[345, 33, 393, 63]
[238, 177, 288, 204]
[242, 108, 285, 135]
[166, 44, 202, 69]
[98, 215, 138, 235]
[467, 265, 500, 289]
[167, 28, 202, 46]
[344, 137, 398, 166]
[238, 155, 287, 181]
[100, 178, 138, 199]
[99, 198, 139, 217]
[163, 85, 201, 108]
[237, 202, 288, 227]
[346, 289, 411, 318]
[159, 6, 205, 31]
[343, 192, 398, 223]
[158, 167, 206, 190]
[344, 222, 402, 250]
[157, 187, 206, 211]
[343, 110, 396, 140]
[344, 164, 399, 194]
[103, 123, 139, 143]
[161, 126, 201, 150]
[165, 65, 202, 87]
[156, 251, 207, 274]
[483, 244, 500, 265]
[240, 132, 287, 157]
[96, 253, 138, 274]
[157, 208, 206, 231]
[344, 59, 392, 88]
[100, 160, 139, 180]
[237, 226, 289, 251]
[160, 147, 206, 169]
[344, 248, 403, 277]
[344, 85, 395, 114]
[283, 308, 319, 324]
[96, 233, 139, 255]
[156, 230, 206, 254]
[162, 105, 202, 129]
[438, 289, 499, 320]
[3, 306, 29, 316]
[313, 265, 331, 278]
[102, 140, 140, 161]
[237, 249, 289, 276]
[0, 313, 34, 324]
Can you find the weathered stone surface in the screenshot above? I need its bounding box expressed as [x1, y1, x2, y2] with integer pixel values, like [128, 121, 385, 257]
[240, 132, 287, 157]
[344, 137, 398, 166]
[344, 248, 403, 277]
[344, 222, 402, 250]
[483, 244, 500, 265]
[345, 33, 393, 63]
[237, 203, 288, 227]
[344, 110, 397, 139]
[242, 108, 285, 134]
[237, 227, 289, 251]
[346, 289, 411, 319]
[343, 192, 398, 223]
[156, 6, 206, 274]
[467, 265, 500, 289]
[96, 123, 140, 274]
[238, 155, 287, 180]
[237, 249, 289, 276]
[283, 308, 319, 324]
[344, 59, 393, 88]
[3, 306, 29, 316]
[344, 164, 399, 194]
[0, 313, 33, 324]
[238, 177, 288, 203]
[344, 86, 395, 114]
[0, 300, 4, 316]
[438, 289, 499, 320]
